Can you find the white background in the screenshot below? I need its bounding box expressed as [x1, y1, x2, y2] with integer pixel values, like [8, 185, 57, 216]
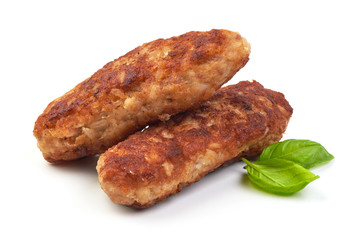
[1, 0, 359, 239]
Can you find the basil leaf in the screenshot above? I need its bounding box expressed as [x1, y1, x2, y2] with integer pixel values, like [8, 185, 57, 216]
[258, 139, 334, 169]
[242, 158, 319, 195]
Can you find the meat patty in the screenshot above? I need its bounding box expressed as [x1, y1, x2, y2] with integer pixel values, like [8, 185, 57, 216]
[97, 81, 293, 208]
[33, 29, 250, 162]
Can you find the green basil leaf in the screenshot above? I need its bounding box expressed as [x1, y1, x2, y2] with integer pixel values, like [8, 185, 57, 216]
[258, 139, 334, 169]
[242, 158, 319, 195]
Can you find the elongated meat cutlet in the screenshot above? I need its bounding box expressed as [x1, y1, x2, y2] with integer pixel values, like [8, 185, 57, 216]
[97, 81, 293, 208]
[33, 29, 250, 162]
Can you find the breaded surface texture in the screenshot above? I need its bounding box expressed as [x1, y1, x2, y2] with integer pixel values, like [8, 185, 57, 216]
[33, 29, 250, 162]
[97, 81, 293, 208]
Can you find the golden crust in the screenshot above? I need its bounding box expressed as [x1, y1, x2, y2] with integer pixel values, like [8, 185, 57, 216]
[33, 29, 250, 162]
[97, 81, 293, 208]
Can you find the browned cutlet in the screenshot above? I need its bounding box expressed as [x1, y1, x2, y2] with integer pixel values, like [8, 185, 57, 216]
[97, 81, 293, 208]
[33, 29, 250, 162]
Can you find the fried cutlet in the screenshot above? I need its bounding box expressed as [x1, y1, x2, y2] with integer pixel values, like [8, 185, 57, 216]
[33, 29, 250, 162]
[97, 81, 293, 208]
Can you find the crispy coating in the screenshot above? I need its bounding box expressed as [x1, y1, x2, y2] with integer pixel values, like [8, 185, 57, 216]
[97, 81, 293, 208]
[33, 29, 250, 162]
